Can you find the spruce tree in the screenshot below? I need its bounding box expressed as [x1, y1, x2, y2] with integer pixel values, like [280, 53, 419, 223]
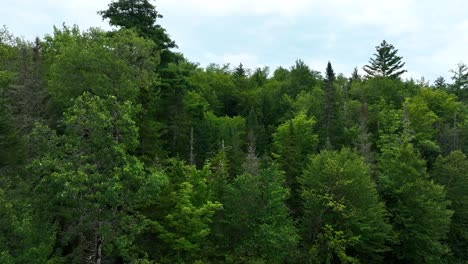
[321, 61, 339, 148]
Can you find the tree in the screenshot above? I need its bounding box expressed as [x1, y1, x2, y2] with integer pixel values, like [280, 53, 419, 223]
[273, 113, 319, 217]
[450, 62, 468, 90]
[364, 40, 406, 78]
[431, 151, 468, 262]
[321, 61, 341, 149]
[30, 93, 166, 262]
[433, 76, 447, 89]
[415, 88, 462, 155]
[350, 67, 361, 83]
[405, 96, 440, 161]
[215, 165, 299, 263]
[204, 112, 246, 177]
[300, 149, 392, 263]
[145, 160, 222, 263]
[0, 103, 23, 174]
[250, 66, 269, 87]
[449, 62, 468, 101]
[378, 140, 452, 263]
[43, 26, 159, 111]
[285, 59, 320, 98]
[99, 0, 176, 51]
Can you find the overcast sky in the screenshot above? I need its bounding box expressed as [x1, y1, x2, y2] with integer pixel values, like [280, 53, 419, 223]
[2, 0, 467, 82]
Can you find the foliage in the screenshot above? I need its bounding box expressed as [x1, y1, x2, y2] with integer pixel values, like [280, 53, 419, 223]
[43, 26, 158, 111]
[29, 93, 166, 262]
[273, 112, 319, 216]
[99, 0, 176, 51]
[216, 165, 299, 263]
[378, 141, 452, 263]
[431, 151, 468, 262]
[301, 149, 392, 263]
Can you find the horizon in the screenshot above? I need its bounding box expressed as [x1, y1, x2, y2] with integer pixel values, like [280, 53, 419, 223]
[2, 0, 467, 83]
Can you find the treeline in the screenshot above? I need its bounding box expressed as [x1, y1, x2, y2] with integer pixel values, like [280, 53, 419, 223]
[0, 0, 467, 263]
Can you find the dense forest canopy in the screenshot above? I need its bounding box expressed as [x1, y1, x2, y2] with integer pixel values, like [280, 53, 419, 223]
[1, 0, 467, 263]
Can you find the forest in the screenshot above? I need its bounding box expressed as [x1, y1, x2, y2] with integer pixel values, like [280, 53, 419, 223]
[0, 0, 467, 263]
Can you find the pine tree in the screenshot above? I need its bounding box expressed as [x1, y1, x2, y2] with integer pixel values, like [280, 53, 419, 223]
[364, 40, 406, 78]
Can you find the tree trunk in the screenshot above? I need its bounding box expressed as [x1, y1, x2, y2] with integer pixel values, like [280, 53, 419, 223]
[95, 223, 103, 264]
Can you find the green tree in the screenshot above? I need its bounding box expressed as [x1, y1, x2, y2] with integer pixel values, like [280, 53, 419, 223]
[250, 66, 269, 88]
[321, 61, 341, 149]
[145, 160, 222, 263]
[0, 187, 58, 264]
[405, 97, 440, 161]
[43, 26, 158, 111]
[431, 151, 468, 262]
[378, 140, 452, 263]
[413, 88, 462, 155]
[0, 30, 48, 136]
[273, 113, 319, 217]
[99, 0, 176, 51]
[300, 149, 392, 263]
[449, 62, 468, 101]
[204, 111, 246, 177]
[364, 40, 406, 78]
[433, 76, 448, 89]
[0, 105, 23, 174]
[285, 59, 321, 98]
[30, 93, 166, 262]
[216, 165, 299, 263]
[232, 63, 250, 92]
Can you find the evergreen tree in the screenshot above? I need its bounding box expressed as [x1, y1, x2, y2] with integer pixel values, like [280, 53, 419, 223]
[433, 76, 447, 89]
[364, 40, 406, 78]
[449, 62, 468, 101]
[321, 61, 340, 149]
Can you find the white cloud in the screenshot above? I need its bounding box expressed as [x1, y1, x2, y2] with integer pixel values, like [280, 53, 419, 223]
[159, 0, 422, 35]
[1, 0, 110, 39]
[1, 0, 466, 81]
[159, 0, 315, 18]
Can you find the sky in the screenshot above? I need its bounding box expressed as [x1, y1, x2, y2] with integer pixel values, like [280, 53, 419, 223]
[2, 0, 467, 82]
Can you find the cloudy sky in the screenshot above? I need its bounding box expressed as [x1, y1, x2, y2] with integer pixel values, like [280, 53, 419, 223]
[2, 0, 467, 82]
